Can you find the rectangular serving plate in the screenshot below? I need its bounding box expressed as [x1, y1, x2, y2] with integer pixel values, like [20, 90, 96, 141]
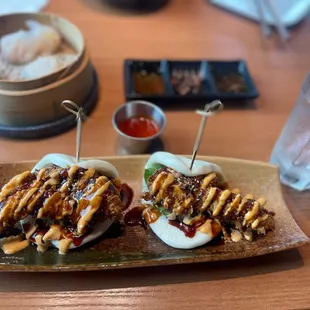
[0, 155, 308, 272]
[124, 59, 259, 106]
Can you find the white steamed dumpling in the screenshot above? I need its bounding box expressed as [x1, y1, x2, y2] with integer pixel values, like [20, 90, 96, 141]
[30, 153, 119, 252]
[0, 20, 61, 65]
[19, 54, 77, 80]
[143, 152, 225, 249]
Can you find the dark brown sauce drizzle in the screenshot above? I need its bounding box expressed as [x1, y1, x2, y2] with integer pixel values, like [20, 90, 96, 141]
[124, 206, 146, 228]
[103, 222, 124, 239]
[206, 233, 225, 246]
[121, 183, 134, 210]
[0, 227, 22, 238]
[123, 205, 225, 245]
[21, 223, 31, 233]
[19, 183, 132, 248]
[168, 220, 197, 238]
[0, 170, 133, 253]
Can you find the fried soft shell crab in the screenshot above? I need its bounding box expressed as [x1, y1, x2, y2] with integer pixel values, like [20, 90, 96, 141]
[138, 152, 275, 249]
[0, 154, 132, 255]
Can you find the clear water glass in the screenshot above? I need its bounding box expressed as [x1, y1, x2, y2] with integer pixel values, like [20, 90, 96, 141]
[270, 72, 310, 191]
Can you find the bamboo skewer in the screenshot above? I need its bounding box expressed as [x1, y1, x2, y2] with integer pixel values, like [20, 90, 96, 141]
[61, 100, 85, 163]
[189, 100, 224, 170]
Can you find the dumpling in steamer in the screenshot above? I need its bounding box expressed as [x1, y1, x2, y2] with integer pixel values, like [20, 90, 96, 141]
[0, 20, 61, 65]
[19, 54, 78, 80]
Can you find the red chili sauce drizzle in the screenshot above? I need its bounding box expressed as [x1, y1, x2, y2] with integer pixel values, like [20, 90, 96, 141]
[118, 116, 159, 138]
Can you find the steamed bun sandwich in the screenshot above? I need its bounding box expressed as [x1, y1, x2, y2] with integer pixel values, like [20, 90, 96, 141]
[140, 152, 275, 249]
[0, 154, 132, 255]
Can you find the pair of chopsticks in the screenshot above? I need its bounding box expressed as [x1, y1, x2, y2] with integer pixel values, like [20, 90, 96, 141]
[254, 0, 290, 47]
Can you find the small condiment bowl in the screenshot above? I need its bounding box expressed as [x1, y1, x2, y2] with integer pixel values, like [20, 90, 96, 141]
[112, 100, 166, 154]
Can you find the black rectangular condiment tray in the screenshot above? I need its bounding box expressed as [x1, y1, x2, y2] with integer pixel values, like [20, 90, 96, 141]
[124, 59, 259, 105]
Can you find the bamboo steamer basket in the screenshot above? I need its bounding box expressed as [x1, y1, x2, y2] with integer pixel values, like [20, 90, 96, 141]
[0, 50, 94, 127]
[0, 13, 85, 91]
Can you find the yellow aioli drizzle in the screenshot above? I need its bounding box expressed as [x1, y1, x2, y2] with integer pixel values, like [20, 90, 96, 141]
[150, 171, 270, 231]
[25, 224, 38, 240]
[212, 189, 231, 217]
[35, 234, 49, 252]
[143, 207, 161, 224]
[257, 197, 266, 207]
[251, 213, 269, 229]
[243, 201, 259, 226]
[0, 194, 23, 227]
[0, 171, 31, 201]
[37, 168, 47, 180]
[183, 214, 204, 226]
[59, 168, 78, 194]
[183, 196, 194, 209]
[77, 205, 96, 234]
[201, 173, 216, 189]
[198, 219, 213, 236]
[26, 190, 44, 212]
[43, 177, 59, 188]
[92, 180, 110, 197]
[37, 192, 62, 219]
[60, 182, 69, 193]
[15, 188, 38, 215]
[31, 179, 43, 189]
[174, 196, 193, 215]
[68, 165, 79, 181]
[58, 239, 72, 255]
[231, 230, 242, 242]
[201, 187, 217, 211]
[76, 180, 110, 234]
[198, 219, 222, 237]
[224, 193, 241, 217]
[78, 168, 95, 188]
[2, 239, 29, 255]
[0, 164, 124, 255]
[236, 194, 253, 215]
[50, 171, 59, 179]
[244, 232, 253, 241]
[153, 173, 174, 202]
[147, 170, 271, 239]
[43, 224, 61, 242]
[200, 173, 218, 211]
[152, 172, 169, 195]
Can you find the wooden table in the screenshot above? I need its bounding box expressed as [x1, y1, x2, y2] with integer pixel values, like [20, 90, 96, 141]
[1, 1, 310, 309]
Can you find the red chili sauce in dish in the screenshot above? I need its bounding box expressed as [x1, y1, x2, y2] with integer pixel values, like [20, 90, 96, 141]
[118, 116, 159, 138]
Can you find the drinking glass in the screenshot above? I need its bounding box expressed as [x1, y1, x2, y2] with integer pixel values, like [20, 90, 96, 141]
[270, 72, 310, 191]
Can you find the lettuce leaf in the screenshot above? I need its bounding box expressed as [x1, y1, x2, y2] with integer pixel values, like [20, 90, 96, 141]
[144, 163, 164, 183]
[154, 204, 169, 216]
[144, 163, 168, 216]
